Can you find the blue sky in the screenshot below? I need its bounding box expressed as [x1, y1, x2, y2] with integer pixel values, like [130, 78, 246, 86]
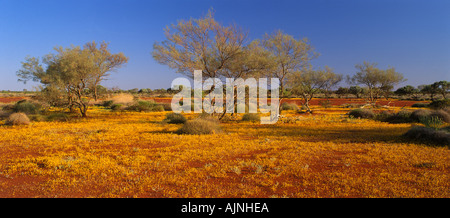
[0, 0, 449, 91]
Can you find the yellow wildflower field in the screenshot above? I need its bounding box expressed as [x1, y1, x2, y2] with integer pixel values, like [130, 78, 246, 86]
[0, 107, 448, 198]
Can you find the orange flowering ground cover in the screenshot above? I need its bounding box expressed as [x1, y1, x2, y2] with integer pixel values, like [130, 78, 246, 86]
[0, 105, 448, 198]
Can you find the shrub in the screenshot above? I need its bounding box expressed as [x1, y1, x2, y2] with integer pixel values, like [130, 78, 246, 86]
[411, 103, 429, 108]
[429, 99, 450, 109]
[419, 116, 443, 130]
[46, 113, 70, 122]
[281, 102, 299, 111]
[410, 109, 432, 122]
[101, 100, 114, 107]
[384, 110, 412, 123]
[241, 113, 261, 122]
[126, 100, 164, 112]
[160, 103, 172, 111]
[429, 110, 450, 123]
[13, 101, 42, 114]
[5, 113, 30, 125]
[110, 104, 123, 111]
[348, 108, 375, 119]
[375, 110, 393, 121]
[176, 118, 221, 135]
[319, 100, 332, 108]
[163, 112, 187, 124]
[403, 126, 450, 146]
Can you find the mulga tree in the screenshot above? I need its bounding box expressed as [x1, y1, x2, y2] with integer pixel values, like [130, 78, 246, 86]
[17, 42, 128, 117]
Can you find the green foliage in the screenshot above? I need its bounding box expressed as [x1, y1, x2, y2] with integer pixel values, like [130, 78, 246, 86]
[241, 113, 261, 122]
[419, 116, 443, 130]
[348, 108, 375, 119]
[430, 110, 450, 123]
[101, 100, 114, 107]
[280, 102, 299, 111]
[126, 100, 164, 112]
[176, 118, 222, 135]
[404, 126, 450, 146]
[429, 99, 450, 109]
[383, 110, 412, 123]
[110, 104, 123, 111]
[410, 109, 432, 122]
[163, 113, 187, 124]
[46, 113, 70, 122]
[13, 100, 42, 114]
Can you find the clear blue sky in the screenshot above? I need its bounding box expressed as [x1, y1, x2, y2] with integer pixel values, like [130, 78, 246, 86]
[0, 0, 449, 91]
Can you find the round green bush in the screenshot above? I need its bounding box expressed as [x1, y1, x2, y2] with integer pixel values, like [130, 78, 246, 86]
[410, 109, 432, 122]
[241, 113, 261, 122]
[176, 118, 221, 135]
[281, 102, 299, 111]
[430, 110, 450, 123]
[164, 112, 187, 124]
[348, 108, 375, 119]
[13, 101, 42, 114]
[403, 126, 450, 146]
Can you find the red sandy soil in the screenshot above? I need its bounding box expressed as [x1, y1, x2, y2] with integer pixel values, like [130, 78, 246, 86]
[0, 97, 27, 103]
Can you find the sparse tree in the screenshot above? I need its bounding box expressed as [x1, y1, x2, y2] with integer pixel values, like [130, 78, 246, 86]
[347, 61, 405, 103]
[84, 41, 128, 101]
[17, 42, 128, 117]
[288, 66, 340, 112]
[260, 30, 318, 103]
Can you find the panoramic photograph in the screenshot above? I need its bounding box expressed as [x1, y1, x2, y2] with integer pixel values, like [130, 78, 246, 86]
[0, 0, 448, 211]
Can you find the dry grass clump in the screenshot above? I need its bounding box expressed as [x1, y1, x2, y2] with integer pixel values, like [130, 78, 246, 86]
[4, 112, 30, 125]
[109, 93, 135, 105]
[177, 117, 221, 135]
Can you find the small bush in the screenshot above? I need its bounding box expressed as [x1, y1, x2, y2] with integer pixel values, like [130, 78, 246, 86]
[404, 126, 450, 146]
[160, 103, 172, 111]
[163, 112, 187, 124]
[126, 100, 164, 112]
[375, 110, 393, 121]
[177, 118, 221, 135]
[411, 103, 429, 108]
[384, 110, 412, 123]
[5, 113, 30, 125]
[419, 116, 443, 130]
[110, 104, 124, 111]
[348, 108, 375, 119]
[281, 102, 299, 111]
[241, 113, 261, 122]
[13, 101, 42, 114]
[101, 100, 114, 107]
[410, 109, 432, 122]
[429, 99, 450, 109]
[429, 110, 450, 123]
[46, 113, 70, 122]
[319, 100, 332, 108]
